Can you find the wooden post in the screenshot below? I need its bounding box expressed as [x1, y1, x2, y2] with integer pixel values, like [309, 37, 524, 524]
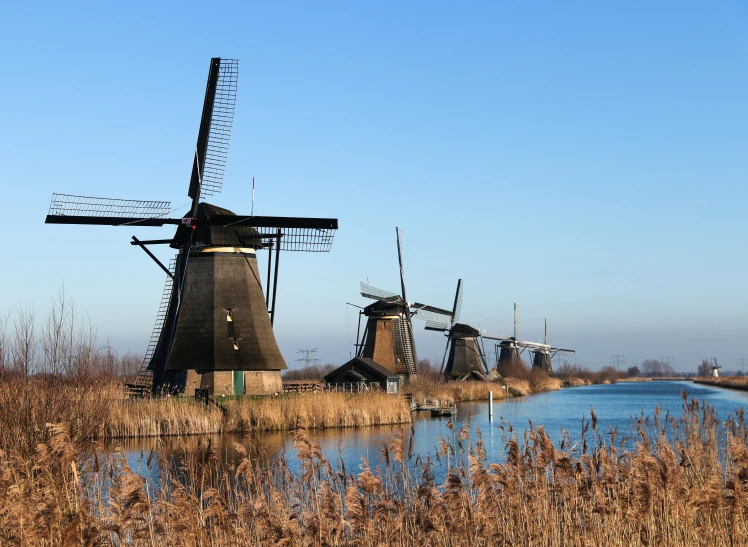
[489, 391, 493, 421]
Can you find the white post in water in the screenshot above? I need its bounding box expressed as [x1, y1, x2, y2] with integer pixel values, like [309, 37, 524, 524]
[489, 391, 493, 421]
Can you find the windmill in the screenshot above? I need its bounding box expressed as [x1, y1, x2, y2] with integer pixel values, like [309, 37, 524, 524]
[710, 358, 722, 378]
[482, 304, 573, 375]
[354, 227, 452, 378]
[529, 319, 575, 375]
[424, 280, 490, 380]
[44, 58, 338, 396]
[482, 304, 527, 370]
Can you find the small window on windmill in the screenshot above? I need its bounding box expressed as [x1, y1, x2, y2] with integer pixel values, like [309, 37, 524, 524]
[226, 309, 233, 322]
[233, 338, 240, 351]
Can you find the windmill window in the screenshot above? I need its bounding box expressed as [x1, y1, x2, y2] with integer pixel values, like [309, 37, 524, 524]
[233, 338, 240, 351]
[226, 309, 233, 322]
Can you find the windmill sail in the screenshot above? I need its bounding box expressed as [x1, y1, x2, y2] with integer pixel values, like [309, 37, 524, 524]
[46, 194, 172, 225]
[189, 58, 239, 204]
[360, 282, 402, 303]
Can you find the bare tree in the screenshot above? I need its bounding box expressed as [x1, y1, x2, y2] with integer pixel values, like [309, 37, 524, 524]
[641, 359, 676, 377]
[696, 359, 712, 377]
[0, 311, 10, 376]
[12, 305, 36, 378]
[42, 286, 75, 377]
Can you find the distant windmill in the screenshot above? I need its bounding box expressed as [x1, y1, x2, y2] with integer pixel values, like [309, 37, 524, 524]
[355, 227, 452, 378]
[530, 319, 575, 375]
[711, 358, 722, 378]
[482, 304, 532, 369]
[482, 304, 574, 375]
[425, 280, 490, 380]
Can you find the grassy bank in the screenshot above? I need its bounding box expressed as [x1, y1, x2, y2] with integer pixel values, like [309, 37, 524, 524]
[224, 391, 411, 432]
[2, 397, 747, 545]
[694, 376, 748, 391]
[404, 367, 564, 401]
[0, 376, 411, 453]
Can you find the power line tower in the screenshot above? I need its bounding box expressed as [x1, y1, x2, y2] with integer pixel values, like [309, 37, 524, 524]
[737, 358, 748, 375]
[610, 355, 626, 370]
[296, 348, 320, 367]
[662, 356, 675, 369]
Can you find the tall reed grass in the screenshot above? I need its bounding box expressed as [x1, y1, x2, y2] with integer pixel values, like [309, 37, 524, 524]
[106, 396, 226, 438]
[224, 391, 412, 432]
[2, 396, 747, 545]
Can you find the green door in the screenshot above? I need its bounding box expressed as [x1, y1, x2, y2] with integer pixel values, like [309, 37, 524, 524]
[233, 370, 244, 396]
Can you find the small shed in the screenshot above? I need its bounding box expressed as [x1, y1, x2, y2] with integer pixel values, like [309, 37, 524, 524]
[324, 358, 401, 394]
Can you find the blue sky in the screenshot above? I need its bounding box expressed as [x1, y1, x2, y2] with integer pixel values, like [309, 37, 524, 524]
[2, 1, 747, 372]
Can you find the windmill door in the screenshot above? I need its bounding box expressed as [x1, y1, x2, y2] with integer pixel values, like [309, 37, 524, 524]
[233, 370, 245, 395]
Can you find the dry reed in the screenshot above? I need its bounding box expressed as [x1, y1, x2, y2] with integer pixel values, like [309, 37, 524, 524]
[2, 396, 747, 545]
[106, 396, 226, 438]
[224, 391, 412, 432]
[404, 379, 502, 401]
[695, 376, 748, 391]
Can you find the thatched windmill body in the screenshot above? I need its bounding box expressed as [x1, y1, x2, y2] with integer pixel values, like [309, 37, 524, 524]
[482, 304, 574, 376]
[530, 319, 575, 375]
[355, 228, 452, 378]
[425, 280, 489, 380]
[45, 58, 338, 396]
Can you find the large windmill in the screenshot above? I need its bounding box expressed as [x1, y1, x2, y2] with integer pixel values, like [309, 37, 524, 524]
[354, 227, 452, 378]
[45, 58, 338, 396]
[425, 280, 490, 380]
[529, 319, 575, 375]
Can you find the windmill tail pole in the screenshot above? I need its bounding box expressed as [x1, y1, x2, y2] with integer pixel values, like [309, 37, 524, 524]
[270, 228, 281, 325]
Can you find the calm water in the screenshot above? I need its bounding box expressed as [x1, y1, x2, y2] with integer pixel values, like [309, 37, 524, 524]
[119, 380, 748, 477]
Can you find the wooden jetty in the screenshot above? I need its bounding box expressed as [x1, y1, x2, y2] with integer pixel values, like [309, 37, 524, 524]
[407, 396, 457, 417]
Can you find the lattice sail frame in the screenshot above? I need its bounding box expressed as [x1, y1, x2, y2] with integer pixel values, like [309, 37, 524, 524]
[412, 307, 451, 328]
[230, 225, 336, 252]
[360, 282, 402, 303]
[200, 58, 238, 199]
[48, 193, 171, 218]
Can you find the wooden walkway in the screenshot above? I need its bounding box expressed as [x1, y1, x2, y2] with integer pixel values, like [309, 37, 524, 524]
[407, 396, 457, 416]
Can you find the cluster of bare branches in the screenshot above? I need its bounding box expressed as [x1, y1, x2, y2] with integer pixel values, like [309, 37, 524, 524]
[0, 287, 141, 381]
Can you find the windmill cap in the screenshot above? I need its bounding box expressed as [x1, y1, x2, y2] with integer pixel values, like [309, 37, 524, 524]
[452, 323, 480, 336]
[197, 202, 236, 218]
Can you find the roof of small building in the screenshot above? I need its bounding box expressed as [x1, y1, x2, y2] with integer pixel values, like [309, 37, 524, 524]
[324, 357, 400, 382]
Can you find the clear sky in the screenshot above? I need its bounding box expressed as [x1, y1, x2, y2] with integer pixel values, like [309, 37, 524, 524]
[2, 1, 747, 373]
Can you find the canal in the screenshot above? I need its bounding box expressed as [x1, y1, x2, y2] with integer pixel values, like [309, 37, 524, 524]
[119, 380, 748, 479]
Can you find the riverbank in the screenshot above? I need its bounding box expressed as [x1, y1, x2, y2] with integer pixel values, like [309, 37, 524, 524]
[0, 377, 413, 453]
[693, 376, 748, 391]
[92, 391, 413, 438]
[0, 371, 610, 451]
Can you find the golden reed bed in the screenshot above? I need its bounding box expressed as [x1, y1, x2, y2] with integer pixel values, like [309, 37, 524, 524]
[1, 396, 747, 546]
[0, 377, 413, 452]
[694, 376, 748, 391]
